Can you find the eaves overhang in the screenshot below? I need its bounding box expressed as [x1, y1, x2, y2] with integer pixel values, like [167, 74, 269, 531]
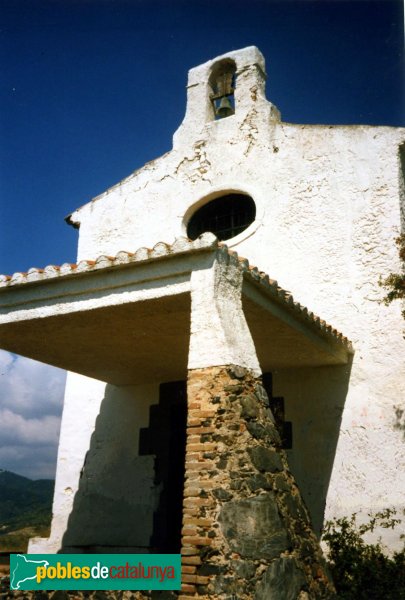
[0, 233, 353, 385]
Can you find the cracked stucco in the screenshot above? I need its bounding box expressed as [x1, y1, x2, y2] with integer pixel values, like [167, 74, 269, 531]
[55, 46, 405, 549]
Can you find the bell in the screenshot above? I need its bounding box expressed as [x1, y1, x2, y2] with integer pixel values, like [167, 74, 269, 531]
[216, 96, 234, 118]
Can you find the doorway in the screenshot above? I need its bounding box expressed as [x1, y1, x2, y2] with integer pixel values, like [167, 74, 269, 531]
[139, 380, 187, 553]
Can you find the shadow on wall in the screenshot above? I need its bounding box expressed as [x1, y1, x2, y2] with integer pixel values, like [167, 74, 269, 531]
[60, 383, 160, 553]
[58, 361, 351, 550]
[272, 359, 353, 535]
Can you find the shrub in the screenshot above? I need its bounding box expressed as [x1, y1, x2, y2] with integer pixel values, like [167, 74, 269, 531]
[323, 509, 405, 599]
[379, 233, 405, 320]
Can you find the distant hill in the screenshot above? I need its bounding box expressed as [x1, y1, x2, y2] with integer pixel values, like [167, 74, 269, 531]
[0, 469, 54, 532]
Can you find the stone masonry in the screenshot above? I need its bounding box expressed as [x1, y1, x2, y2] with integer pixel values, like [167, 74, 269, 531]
[179, 365, 336, 600]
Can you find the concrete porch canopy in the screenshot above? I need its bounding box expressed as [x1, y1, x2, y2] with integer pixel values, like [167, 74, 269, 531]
[0, 233, 352, 385]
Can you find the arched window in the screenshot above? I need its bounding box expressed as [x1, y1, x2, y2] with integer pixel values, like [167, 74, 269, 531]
[209, 59, 236, 120]
[187, 193, 256, 241]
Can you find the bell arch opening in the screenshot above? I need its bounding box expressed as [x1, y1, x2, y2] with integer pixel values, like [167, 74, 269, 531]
[209, 59, 237, 120]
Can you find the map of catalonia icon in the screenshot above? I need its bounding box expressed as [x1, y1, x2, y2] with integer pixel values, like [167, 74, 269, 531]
[11, 554, 49, 590]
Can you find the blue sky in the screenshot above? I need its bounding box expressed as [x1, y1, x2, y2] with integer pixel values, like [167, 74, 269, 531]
[0, 0, 403, 479]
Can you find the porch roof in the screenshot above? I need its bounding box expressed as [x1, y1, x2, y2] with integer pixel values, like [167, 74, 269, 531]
[0, 233, 353, 385]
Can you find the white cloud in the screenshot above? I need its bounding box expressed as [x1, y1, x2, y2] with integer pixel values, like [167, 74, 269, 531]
[0, 350, 65, 479]
[0, 444, 59, 481]
[0, 351, 66, 418]
[0, 409, 60, 446]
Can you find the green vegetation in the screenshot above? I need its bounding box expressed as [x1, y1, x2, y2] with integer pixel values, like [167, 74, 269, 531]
[0, 470, 53, 552]
[323, 509, 405, 600]
[379, 233, 405, 320]
[0, 526, 51, 553]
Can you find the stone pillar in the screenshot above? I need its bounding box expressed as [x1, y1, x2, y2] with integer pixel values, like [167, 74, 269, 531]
[180, 253, 336, 598]
[180, 366, 335, 599]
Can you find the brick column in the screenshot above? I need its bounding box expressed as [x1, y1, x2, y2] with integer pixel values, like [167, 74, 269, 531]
[179, 365, 336, 600]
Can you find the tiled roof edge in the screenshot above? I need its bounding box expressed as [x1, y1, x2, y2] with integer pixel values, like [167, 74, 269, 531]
[218, 245, 353, 350]
[0, 233, 220, 288]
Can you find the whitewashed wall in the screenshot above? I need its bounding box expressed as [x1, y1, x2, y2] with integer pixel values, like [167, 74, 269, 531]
[29, 376, 159, 552]
[63, 47, 405, 548]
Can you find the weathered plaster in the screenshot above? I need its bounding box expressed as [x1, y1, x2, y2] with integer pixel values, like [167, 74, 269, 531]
[3, 45, 404, 553]
[63, 46, 405, 544]
[188, 252, 261, 374]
